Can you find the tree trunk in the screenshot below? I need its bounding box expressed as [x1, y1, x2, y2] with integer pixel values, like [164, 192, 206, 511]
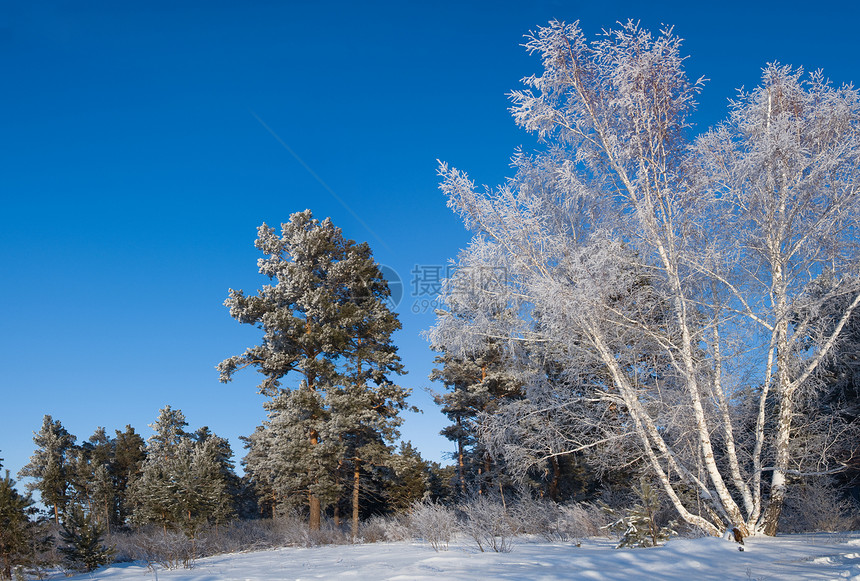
[549, 456, 560, 502]
[306, 363, 322, 531]
[481, 453, 492, 495]
[456, 418, 466, 495]
[309, 492, 321, 531]
[309, 427, 322, 531]
[761, 260, 791, 536]
[762, 369, 794, 535]
[352, 459, 361, 540]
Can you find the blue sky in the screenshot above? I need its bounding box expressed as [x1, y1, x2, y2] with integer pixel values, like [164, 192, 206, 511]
[2, 0, 859, 482]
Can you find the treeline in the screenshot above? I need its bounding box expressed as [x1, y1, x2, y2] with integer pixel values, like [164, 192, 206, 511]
[18, 407, 459, 526]
[0, 406, 453, 578]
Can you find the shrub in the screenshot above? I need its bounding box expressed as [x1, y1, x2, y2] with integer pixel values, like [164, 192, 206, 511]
[459, 496, 514, 553]
[359, 515, 410, 543]
[779, 477, 860, 533]
[408, 501, 458, 551]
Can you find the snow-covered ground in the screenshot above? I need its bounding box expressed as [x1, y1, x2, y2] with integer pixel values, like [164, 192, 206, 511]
[62, 533, 860, 581]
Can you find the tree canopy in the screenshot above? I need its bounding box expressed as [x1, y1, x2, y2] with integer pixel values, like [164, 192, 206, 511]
[432, 20, 860, 536]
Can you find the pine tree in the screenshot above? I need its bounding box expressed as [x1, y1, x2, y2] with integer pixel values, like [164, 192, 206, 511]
[19, 415, 76, 524]
[604, 480, 677, 549]
[190, 428, 238, 531]
[243, 392, 343, 519]
[67, 427, 117, 532]
[58, 506, 114, 572]
[430, 343, 521, 496]
[129, 408, 238, 536]
[129, 406, 191, 532]
[220, 210, 408, 530]
[331, 288, 409, 537]
[0, 471, 49, 580]
[386, 441, 432, 512]
[113, 425, 145, 528]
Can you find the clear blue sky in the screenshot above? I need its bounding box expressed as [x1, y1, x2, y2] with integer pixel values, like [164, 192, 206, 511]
[2, 0, 858, 483]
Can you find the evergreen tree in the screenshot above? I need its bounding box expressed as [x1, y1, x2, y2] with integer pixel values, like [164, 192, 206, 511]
[0, 471, 48, 580]
[129, 406, 191, 531]
[113, 425, 145, 527]
[243, 392, 342, 519]
[386, 441, 432, 512]
[67, 427, 117, 531]
[431, 343, 521, 496]
[604, 480, 678, 549]
[190, 428, 239, 530]
[331, 292, 409, 536]
[58, 506, 114, 572]
[220, 210, 408, 529]
[129, 407, 238, 536]
[19, 415, 76, 524]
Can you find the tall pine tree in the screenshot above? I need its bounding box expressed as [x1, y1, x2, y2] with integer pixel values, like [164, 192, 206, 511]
[431, 343, 521, 496]
[220, 210, 408, 529]
[19, 415, 76, 525]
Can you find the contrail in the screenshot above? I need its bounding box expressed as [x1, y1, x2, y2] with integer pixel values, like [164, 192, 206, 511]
[250, 110, 392, 253]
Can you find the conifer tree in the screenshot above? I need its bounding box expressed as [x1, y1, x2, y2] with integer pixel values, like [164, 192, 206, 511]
[19, 415, 76, 524]
[386, 441, 432, 512]
[0, 470, 48, 580]
[604, 480, 678, 549]
[58, 506, 114, 572]
[220, 210, 408, 529]
[332, 287, 409, 536]
[129, 408, 238, 536]
[113, 426, 145, 527]
[431, 343, 521, 496]
[67, 428, 117, 531]
[190, 428, 239, 531]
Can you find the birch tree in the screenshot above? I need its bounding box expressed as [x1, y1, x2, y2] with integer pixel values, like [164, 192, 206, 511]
[432, 20, 860, 536]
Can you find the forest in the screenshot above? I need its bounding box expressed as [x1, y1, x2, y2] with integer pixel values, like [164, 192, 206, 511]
[2, 19, 860, 580]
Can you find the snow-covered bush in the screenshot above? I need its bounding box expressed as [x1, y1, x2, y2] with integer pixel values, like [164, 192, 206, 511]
[459, 496, 514, 552]
[408, 501, 458, 551]
[359, 515, 411, 543]
[779, 477, 860, 533]
[120, 527, 199, 570]
[509, 497, 608, 542]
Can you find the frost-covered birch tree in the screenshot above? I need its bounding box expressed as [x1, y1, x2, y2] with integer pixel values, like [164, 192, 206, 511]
[432, 20, 860, 536]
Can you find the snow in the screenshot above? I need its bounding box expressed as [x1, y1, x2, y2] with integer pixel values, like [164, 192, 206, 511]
[60, 533, 860, 581]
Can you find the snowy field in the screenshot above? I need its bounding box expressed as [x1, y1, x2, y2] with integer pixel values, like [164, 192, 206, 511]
[62, 533, 860, 581]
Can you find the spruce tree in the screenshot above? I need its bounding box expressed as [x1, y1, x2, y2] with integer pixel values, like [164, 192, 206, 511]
[19, 415, 76, 524]
[220, 210, 408, 529]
